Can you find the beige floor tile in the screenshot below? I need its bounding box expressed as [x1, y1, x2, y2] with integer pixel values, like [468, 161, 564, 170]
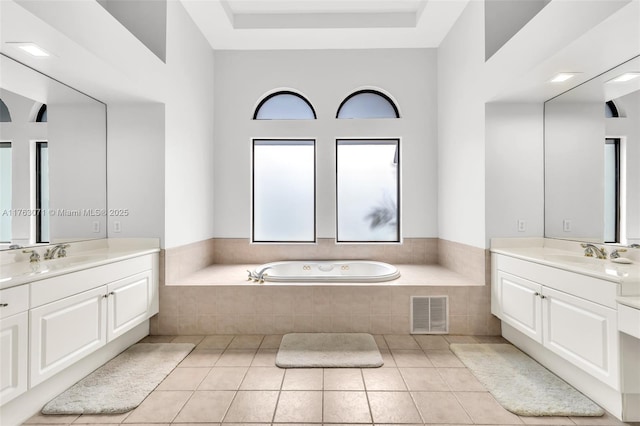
[413, 334, 450, 350]
[179, 349, 223, 367]
[228, 335, 264, 349]
[384, 334, 421, 349]
[251, 348, 277, 366]
[367, 391, 422, 424]
[362, 368, 406, 391]
[283, 368, 324, 390]
[156, 367, 210, 390]
[216, 349, 257, 366]
[323, 391, 372, 423]
[140, 335, 175, 343]
[112, 424, 168, 426]
[324, 368, 364, 390]
[520, 416, 577, 425]
[239, 366, 285, 390]
[171, 335, 205, 345]
[391, 350, 434, 367]
[199, 335, 234, 349]
[455, 391, 523, 424]
[260, 334, 284, 349]
[72, 412, 131, 424]
[223, 390, 279, 423]
[438, 367, 486, 391]
[379, 349, 397, 367]
[570, 413, 626, 425]
[411, 391, 473, 424]
[425, 349, 465, 368]
[24, 414, 80, 424]
[123, 390, 192, 423]
[273, 391, 323, 423]
[373, 334, 389, 349]
[444, 335, 478, 344]
[173, 391, 235, 423]
[400, 367, 449, 391]
[474, 335, 509, 344]
[198, 367, 248, 390]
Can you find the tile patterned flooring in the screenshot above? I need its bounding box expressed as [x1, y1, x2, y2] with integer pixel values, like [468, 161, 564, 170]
[24, 334, 634, 426]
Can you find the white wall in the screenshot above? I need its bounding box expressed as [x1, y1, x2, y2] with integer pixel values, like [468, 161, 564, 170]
[163, 1, 215, 249]
[212, 49, 438, 239]
[485, 103, 544, 243]
[107, 103, 165, 245]
[437, 1, 486, 249]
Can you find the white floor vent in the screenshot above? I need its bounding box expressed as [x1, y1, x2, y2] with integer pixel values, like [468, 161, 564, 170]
[410, 296, 449, 334]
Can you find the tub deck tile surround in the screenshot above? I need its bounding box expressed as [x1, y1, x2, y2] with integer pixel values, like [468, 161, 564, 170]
[153, 237, 498, 336]
[23, 334, 632, 426]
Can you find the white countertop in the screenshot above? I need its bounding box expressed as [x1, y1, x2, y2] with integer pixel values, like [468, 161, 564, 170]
[0, 238, 160, 290]
[617, 296, 640, 310]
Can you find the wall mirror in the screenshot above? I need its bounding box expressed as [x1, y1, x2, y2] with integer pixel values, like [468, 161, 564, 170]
[545, 55, 640, 246]
[0, 54, 107, 250]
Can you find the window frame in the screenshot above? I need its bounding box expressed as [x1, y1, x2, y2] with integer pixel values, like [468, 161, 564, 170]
[335, 138, 401, 244]
[253, 91, 317, 120]
[336, 89, 400, 119]
[35, 141, 49, 243]
[251, 138, 317, 243]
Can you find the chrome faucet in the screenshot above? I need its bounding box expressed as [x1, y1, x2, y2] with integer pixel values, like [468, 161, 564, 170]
[581, 243, 608, 259]
[246, 266, 272, 283]
[610, 249, 627, 259]
[22, 249, 40, 263]
[44, 244, 70, 260]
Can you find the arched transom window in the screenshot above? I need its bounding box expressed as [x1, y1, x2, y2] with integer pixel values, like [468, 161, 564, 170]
[254, 91, 316, 120]
[336, 89, 399, 119]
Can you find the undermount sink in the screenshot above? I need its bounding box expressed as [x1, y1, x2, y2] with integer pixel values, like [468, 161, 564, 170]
[544, 254, 598, 264]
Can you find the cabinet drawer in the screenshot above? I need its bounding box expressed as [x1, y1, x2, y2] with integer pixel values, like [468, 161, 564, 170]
[0, 285, 29, 319]
[618, 303, 640, 339]
[31, 254, 154, 308]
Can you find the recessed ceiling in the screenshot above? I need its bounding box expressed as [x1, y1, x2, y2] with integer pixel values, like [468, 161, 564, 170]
[180, 0, 470, 50]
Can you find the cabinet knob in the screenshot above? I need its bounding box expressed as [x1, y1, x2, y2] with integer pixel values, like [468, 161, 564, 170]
[534, 292, 540, 296]
[0, 303, 8, 307]
[540, 295, 547, 299]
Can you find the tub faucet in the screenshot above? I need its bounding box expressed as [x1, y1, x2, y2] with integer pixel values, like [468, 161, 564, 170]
[247, 266, 272, 283]
[581, 243, 607, 259]
[44, 244, 70, 260]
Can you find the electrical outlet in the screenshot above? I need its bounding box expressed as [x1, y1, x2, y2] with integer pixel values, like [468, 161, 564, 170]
[114, 221, 121, 233]
[92, 221, 100, 233]
[563, 219, 572, 232]
[517, 219, 526, 232]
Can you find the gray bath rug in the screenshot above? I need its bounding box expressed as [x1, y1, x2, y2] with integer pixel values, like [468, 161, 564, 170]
[42, 342, 194, 415]
[276, 333, 383, 368]
[449, 343, 604, 417]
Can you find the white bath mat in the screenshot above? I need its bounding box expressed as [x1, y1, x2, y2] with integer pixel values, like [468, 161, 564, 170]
[450, 343, 604, 417]
[276, 333, 383, 368]
[42, 343, 194, 415]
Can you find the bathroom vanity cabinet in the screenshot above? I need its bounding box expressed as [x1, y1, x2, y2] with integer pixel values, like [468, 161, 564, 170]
[492, 254, 619, 388]
[491, 244, 640, 421]
[0, 241, 159, 425]
[0, 285, 29, 405]
[29, 255, 157, 387]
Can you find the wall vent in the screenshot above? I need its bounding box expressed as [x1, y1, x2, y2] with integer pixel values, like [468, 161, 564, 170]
[410, 296, 449, 334]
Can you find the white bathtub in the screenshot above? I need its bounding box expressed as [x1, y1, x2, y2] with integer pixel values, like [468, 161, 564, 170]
[250, 260, 400, 283]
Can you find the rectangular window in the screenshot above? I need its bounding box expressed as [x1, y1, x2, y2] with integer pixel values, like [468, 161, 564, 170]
[336, 139, 400, 242]
[604, 138, 620, 243]
[252, 139, 315, 242]
[36, 141, 50, 243]
[0, 142, 11, 243]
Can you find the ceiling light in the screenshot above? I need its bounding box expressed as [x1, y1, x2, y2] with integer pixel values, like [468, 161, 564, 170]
[551, 73, 578, 83]
[7, 42, 50, 57]
[607, 72, 640, 83]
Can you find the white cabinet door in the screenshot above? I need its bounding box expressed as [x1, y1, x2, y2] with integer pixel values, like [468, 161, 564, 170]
[495, 270, 543, 343]
[543, 286, 619, 389]
[107, 271, 153, 341]
[30, 286, 107, 387]
[0, 312, 28, 404]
